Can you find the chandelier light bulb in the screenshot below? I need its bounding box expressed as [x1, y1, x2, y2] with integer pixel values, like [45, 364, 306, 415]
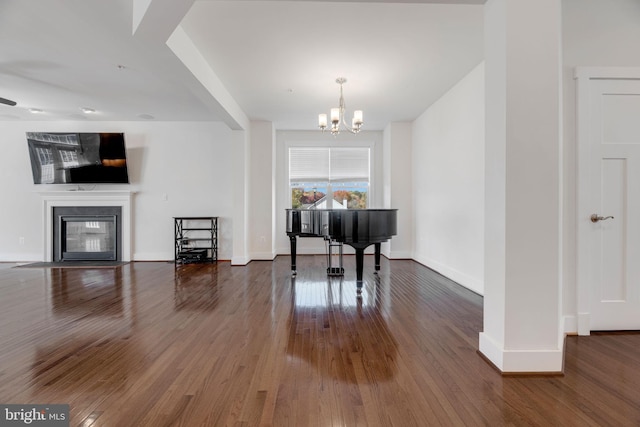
[353, 110, 363, 125]
[318, 114, 327, 129]
[330, 108, 340, 123]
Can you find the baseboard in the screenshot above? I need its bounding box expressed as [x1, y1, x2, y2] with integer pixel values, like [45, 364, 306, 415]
[231, 256, 250, 266]
[479, 332, 564, 373]
[387, 251, 412, 259]
[250, 251, 276, 261]
[0, 253, 41, 262]
[133, 252, 171, 261]
[413, 254, 484, 295]
[563, 315, 577, 335]
[577, 312, 590, 336]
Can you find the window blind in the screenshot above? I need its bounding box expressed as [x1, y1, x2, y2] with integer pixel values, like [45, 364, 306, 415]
[289, 147, 369, 183]
[289, 147, 330, 182]
[330, 147, 369, 182]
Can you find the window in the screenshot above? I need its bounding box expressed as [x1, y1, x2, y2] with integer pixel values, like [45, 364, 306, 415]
[59, 149, 79, 168]
[35, 146, 54, 183]
[289, 147, 369, 209]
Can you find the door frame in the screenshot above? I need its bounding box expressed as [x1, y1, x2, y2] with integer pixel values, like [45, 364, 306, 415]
[576, 67, 640, 335]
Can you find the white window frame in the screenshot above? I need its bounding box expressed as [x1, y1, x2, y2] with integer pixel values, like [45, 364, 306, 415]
[287, 141, 374, 210]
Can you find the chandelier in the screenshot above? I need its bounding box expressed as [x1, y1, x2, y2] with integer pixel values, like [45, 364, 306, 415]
[318, 77, 363, 135]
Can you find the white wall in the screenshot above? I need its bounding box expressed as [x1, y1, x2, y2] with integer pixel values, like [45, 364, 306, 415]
[0, 121, 234, 262]
[561, 0, 640, 331]
[412, 62, 485, 294]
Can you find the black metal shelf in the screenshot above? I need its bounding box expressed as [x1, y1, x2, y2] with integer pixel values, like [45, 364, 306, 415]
[174, 217, 218, 264]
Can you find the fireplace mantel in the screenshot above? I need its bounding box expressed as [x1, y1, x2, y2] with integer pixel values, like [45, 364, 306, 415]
[39, 190, 134, 262]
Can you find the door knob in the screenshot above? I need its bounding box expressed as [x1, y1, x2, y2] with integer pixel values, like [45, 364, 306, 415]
[590, 214, 614, 223]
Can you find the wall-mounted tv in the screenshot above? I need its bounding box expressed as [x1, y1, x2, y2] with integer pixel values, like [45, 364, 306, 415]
[26, 132, 129, 184]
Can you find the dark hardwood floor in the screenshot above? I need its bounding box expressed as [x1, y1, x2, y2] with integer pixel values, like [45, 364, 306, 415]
[0, 256, 639, 426]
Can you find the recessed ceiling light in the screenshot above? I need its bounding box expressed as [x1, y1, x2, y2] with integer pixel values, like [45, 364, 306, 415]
[117, 64, 126, 70]
[28, 108, 43, 114]
[138, 114, 154, 120]
[81, 107, 95, 114]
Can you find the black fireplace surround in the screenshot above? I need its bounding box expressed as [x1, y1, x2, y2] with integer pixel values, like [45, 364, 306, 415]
[52, 206, 122, 262]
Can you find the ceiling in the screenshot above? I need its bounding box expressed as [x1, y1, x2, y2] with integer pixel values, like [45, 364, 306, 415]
[0, 0, 484, 131]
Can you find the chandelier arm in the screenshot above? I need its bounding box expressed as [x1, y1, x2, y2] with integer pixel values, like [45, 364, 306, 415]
[338, 95, 358, 134]
[341, 117, 357, 134]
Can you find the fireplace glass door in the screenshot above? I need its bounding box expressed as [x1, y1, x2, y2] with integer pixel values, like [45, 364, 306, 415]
[60, 216, 117, 261]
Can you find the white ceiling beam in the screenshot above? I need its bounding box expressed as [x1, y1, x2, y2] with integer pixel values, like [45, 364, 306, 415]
[132, 0, 195, 41]
[167, 25, 250, 130]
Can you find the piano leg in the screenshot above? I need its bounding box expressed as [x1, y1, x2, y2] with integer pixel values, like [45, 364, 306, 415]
[374, 243, 381, 274]
[289, 235, 297, 276]
[355, 247, 364, 285]
[354, 247, 365, 295]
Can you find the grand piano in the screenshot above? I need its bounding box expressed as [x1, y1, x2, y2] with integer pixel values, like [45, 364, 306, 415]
[285, 208, 397, 282]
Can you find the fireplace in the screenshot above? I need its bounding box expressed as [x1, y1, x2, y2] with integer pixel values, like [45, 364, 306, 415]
[53, 206, 121, 262]
[40, 191, 133, 262]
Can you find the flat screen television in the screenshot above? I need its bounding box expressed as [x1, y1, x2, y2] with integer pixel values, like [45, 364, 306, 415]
[26, 132, 129, 184]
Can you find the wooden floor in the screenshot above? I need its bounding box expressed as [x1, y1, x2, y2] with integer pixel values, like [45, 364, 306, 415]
[1, 257, 639, 426]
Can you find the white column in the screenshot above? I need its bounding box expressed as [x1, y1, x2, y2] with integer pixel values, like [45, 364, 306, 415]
[232, 130, 250, 265]
[479, 0, 563, 372]
[383, 122, 413, 259]
[249, 121, 276, 260]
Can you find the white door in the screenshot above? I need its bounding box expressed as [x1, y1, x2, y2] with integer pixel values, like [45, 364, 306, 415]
[578, 71, 640, 332]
